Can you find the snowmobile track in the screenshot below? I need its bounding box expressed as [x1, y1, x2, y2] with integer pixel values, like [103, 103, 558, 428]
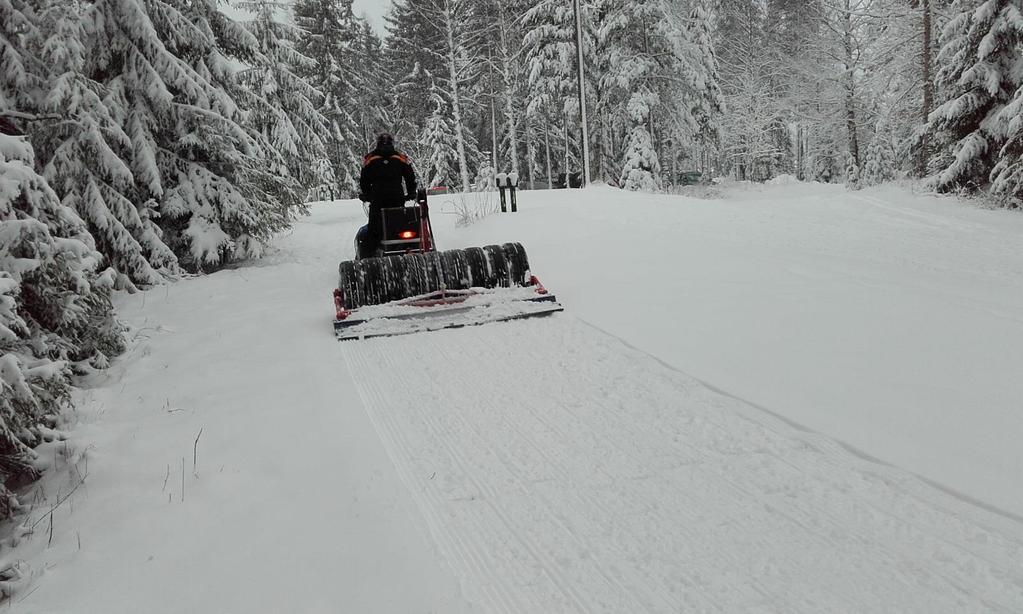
[342, 315, 1023, 613]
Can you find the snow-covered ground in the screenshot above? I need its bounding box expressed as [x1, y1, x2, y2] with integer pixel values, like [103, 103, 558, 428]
[4, 182, 1023, 612]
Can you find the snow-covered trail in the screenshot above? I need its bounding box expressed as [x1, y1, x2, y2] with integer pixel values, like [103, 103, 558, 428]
[8, 183, 1023, 612]
[342, 316, 1023, 612]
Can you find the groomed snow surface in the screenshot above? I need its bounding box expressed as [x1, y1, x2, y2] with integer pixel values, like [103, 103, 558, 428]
[4, 182, 1023, 612]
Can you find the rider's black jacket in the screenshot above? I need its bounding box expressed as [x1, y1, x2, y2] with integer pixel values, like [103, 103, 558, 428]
[359, 146, 417, 207]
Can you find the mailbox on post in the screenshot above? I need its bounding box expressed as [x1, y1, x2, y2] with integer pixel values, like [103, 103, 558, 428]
[496, 173, 509, 213]
[496, 172, 520, 213]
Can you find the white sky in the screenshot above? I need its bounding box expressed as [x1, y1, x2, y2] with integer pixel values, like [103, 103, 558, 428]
[353, 0, 392, 33]
[220, 1, 391, 33]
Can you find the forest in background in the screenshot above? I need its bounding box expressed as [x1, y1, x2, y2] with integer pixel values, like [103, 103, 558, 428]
[1, 0, 1022, 518]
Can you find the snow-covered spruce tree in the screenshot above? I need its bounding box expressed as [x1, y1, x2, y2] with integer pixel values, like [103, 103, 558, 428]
[29, 0, 294, 276]
[172, 0, 300, 262]
[716, 0, 784, 179]
[599, 0, 677, 188]
[293, 0, 364, 196]
[25, 0, 173, 286]
[862, 115, 898, 185]
[476, 0, 525, 177]
[654, 0, 724, 183]
[678, 1, 724, 149]
[422, 82, 458, 188]
[927, 0, 1023, 193]
[0, 127, 123, 518]
[987, 5, 1023, 205]
[238, 0, 334, 199]
[522, 0, 582, 183]
[992, 85, 1023, 206]
[404, 0, 485, 191]
[620, 93, 662, 191]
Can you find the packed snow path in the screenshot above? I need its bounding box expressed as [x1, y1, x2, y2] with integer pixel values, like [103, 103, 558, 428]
[8, 183, 1023, 612]
[344, 319, 1023, 612]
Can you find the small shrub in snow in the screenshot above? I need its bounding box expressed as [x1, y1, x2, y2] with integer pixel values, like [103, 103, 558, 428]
[446, 191, 499, 227]
[766, 174, 800, 186]
[845, 154, 862, 190]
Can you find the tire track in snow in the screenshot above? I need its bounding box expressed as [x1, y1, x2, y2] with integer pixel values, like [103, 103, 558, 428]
[545, 330, 1018, 610]
[341, 315, 1023, 613]
[344, 348, 527, 614]
[418, 337, 673, 612]
[366, 340, 638, 613]
[416, 333, 790, 611]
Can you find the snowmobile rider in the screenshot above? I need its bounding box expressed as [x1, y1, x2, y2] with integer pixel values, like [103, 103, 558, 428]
[358, 133, 417, 258]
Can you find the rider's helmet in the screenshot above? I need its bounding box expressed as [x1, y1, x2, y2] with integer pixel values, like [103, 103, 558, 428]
[375, 132, 395, 151]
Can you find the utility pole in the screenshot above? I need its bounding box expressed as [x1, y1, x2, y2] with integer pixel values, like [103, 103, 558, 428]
[572, 0, 591, 186]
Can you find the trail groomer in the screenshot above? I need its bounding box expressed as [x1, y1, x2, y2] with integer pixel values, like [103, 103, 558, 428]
[358, 132, 417, 258]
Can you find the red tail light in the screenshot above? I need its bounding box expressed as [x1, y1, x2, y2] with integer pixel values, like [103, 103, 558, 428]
[399, 231, 417, 239]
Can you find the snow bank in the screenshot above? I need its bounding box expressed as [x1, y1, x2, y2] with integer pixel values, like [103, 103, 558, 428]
[454, 182, 1023, 517]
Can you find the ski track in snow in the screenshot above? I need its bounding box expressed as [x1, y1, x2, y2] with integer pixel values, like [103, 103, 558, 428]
[342, 316, 1023, 613]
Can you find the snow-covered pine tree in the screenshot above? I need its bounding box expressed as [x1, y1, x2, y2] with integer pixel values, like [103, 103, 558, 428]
[927, 0, 1023, 192]
[845, 152, 862, 189]
[409, 0, 485, 191]
[294, 0, 364, 197]
[0, 126, 123, 518]
[178, 0, 300, 261]
[354, 20, 389, 149]
[477, 0, 526, 177]
[384, 0, 445, 163]
[238, 0, 334, 199]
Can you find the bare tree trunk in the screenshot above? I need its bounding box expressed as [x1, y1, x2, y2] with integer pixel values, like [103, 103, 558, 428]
[917, 0, 933, 176]
[794, 124, 801, 180]
[564, 117, 571, 186]
[545, 119, 553, 189]
[442, 0, 471, 190]
[495, 0, 521, 176]
[843, 0, 860, 167]
[490, 96, 499, 171]
[525, 115, 536, 188]
[671, 141, 678, 188]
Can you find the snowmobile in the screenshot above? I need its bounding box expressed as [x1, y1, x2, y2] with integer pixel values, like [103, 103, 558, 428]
[333, 189, 562, 340]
